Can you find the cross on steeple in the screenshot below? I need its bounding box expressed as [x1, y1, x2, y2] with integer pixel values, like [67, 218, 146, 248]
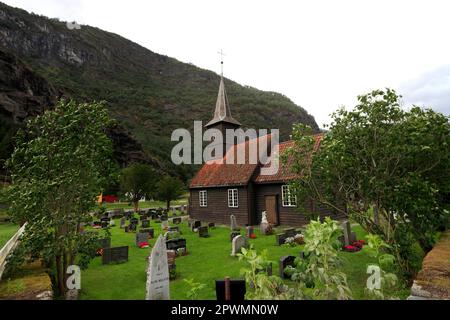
[217, 49, 226, 76]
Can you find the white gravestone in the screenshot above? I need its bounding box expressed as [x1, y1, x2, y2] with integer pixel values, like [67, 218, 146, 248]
[161, 220, 169, 231]
[230, 215, 239, 231]
[145, 235, 170, 300]
[231, 235, 248, 256]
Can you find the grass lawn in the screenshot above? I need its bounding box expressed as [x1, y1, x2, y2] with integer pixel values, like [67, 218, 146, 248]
[102, 198, 188, 211]
[0, 223, 19, 248]
[80, 219, 410, 300]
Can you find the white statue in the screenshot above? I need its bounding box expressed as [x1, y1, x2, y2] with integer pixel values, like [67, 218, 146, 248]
[261, 211, 268, 224]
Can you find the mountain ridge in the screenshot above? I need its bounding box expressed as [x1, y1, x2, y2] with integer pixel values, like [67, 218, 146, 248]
[0, 1, 319, 180]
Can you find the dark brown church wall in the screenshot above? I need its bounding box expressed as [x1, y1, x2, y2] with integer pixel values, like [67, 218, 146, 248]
[189, 186, 250, 226]
[254, 183, 346, 227]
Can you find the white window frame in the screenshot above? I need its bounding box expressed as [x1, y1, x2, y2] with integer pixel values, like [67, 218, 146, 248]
[199, 190, 207, 207]
[228, 189, 239, 208]
[281, 185, 297, 207]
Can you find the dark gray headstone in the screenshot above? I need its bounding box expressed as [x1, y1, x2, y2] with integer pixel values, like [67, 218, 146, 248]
[141, 219, 150, 228]
[97, 238, 111, 250]
[192, 220, 201, 230]
[136, 232, 150, 246]
[173, 217, 182, 225]
[198, 226, 209, 238]
[208, 222, 215, 228]
[230, 231, 240, 242]
[140, 228, 154, 238]
[102, 246, 129, 264]
[276, 233, 289, 246]
[168, 226, 180, 233]
[283, 228, 296, 238]
[166, 238, 187, 252]
[279, 255, 296, 279]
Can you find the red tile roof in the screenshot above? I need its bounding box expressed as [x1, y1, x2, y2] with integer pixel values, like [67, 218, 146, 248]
[189, 133, 324, 188]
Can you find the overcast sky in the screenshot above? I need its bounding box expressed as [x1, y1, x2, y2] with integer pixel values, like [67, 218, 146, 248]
[3, 0, 450, 127]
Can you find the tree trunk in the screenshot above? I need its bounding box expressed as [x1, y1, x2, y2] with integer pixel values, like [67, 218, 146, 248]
[133, 199, 139, 213]
[166, 200, 170, 211]
[373, 204, 379, 225]
[55, 255, 65, 296]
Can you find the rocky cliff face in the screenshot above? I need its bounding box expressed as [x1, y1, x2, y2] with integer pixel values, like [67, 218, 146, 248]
[0, 49, 58, 122]
[0, 48, 158, 172]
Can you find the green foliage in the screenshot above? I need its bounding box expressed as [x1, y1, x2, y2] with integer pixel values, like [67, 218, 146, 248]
[286, 217, 352, 300]
[183, 278, 207, 300]
[120, 163, 157, 212]
[154, 176, 185, 210]
[238, 246, 299, 300]
[3, 99, 117, 296]
[364, 234, 399, 299]
[288, 88, 450, 277]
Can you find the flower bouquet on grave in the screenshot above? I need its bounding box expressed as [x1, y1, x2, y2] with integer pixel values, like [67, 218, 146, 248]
[249, 233, 257, 239]
[96, 248, 104, 256]
[342, 245, 360, 252]
[138, 242, 150, 249]
[282, 237, 297, 247]
[294, 234, 305, 245]
[352, 240, 365, 249]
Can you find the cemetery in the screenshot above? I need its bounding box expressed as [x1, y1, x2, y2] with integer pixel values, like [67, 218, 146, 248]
[56, 215, 408, 300]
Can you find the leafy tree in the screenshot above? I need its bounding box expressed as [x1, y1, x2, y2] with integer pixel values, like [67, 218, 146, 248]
[286, 217, 352, 300]
[154, 176, 184, 210]
[4, 100, 117, 296]
[288, 88, 450, 277]
[120, 163, 157, 212]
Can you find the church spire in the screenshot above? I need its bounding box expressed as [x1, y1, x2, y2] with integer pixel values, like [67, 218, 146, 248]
[205, 51, 241, 128]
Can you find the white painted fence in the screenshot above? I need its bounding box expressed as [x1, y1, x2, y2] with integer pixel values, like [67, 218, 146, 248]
[0, 223, 27, 280]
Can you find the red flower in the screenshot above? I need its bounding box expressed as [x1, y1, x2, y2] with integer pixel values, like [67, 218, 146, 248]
[139, 242, 149, 249]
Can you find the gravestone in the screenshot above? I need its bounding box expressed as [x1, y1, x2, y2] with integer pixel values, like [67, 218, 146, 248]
[140, 228, 154, 239]
[146, 235, 170, 300]
[102, 246, 129, 265]
[279, 255, 296, 279]
[101, 221, 109, 229]
[161, 220, 169, 230]
[168, 226, 180, 233]
[230, 231, 240, 242]
[166, 238, 187, 252]
[198, 226, 209, 238]
[136, 232, 150, 246]
[230, 215, 239, 231]
[191, 220, 201, 231]
[167, 250, 177, 280]
[161, 214, 168, 221]
[276, 233, 289, 246]
[109, 220, 115, 227]
[208, 222, 215, 228]
[128, 223, 137, 232]
[215, 279, 246, 301]
[130, 217, 139, 226]
[141, 219, 150, 228]
[340, 221, 357, 246]
[97, 238, 111, 250]
[172, 217, 182, 225]
[231, 235, 248, 256]
[120, 218, 126, 228]
[283, 228, 297, 238]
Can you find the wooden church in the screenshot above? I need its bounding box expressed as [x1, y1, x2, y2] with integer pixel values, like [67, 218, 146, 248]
[188, 76, 346, 227]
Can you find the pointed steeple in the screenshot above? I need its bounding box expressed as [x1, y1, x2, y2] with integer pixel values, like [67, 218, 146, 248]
[205, 76, 241, 128]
